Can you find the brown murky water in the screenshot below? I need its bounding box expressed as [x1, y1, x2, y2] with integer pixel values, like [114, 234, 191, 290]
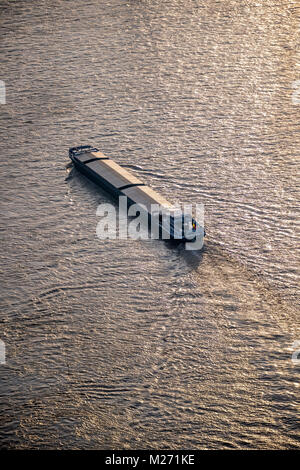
[0, 0, 299, 449]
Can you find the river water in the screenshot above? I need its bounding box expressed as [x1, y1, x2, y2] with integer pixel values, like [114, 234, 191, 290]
[0, 0, 299, 449]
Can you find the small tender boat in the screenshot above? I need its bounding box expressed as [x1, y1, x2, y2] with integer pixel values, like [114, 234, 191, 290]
[69, 145, 204, 245]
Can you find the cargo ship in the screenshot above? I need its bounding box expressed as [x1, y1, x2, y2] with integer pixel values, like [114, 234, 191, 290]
[69, 145, 204, 245]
